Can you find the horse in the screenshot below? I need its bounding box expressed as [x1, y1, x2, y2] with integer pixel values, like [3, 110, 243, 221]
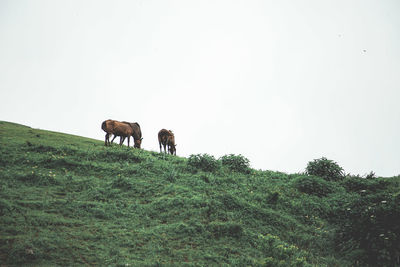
[122, 121, 143, 148]
[158, 129, 176, 155]
[101, 119, 134, 146]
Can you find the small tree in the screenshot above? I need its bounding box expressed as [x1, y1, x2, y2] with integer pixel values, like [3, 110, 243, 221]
[306, 157, 344, 181]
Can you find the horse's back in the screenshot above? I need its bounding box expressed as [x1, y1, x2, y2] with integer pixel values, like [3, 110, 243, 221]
[122, 121, 142, 139]
[113, 121, 133, 136]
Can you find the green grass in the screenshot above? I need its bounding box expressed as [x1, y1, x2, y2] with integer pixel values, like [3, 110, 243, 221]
[1, 121, 399, 266]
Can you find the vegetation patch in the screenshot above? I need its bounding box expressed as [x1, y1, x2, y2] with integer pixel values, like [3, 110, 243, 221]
[293, 175, 336, 197]
[220, 154, 251, 174]
[187, 153, 220, 173]
[208, 222, 243, 238]
[341, 176, 390, 193]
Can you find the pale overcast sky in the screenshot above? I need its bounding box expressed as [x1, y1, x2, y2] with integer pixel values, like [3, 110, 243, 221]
[1, 0, 399, 177]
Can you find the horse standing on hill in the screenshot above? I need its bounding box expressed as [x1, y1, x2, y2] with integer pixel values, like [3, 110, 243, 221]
[101, 119, 135, 147]
[158, 129, 176, 155]
[122, 121, 143, 148]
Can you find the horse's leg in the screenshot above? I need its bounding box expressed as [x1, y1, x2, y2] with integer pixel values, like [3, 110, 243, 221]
[120, 136, 125, 146]
[159, 141, 162, 153]
[111, 135, 117, 145]
[127, 136, 130, 147]
[105, 133, 109, 146]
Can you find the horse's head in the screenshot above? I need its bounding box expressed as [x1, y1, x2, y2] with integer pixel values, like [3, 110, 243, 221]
[168, 144, 177, 155]
[134, 137, 143, 149]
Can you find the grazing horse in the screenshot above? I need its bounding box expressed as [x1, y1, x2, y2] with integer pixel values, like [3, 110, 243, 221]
[101, 119, 134, 146]
[122, 121, 143, 148]
[158, 129, 176, 155]
[167, 134, 176, 155]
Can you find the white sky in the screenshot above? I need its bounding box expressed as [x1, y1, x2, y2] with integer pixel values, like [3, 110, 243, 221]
[1, 0, 399, 177]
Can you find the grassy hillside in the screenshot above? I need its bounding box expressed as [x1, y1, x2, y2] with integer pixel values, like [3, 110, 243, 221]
[1, 121, 399, 266]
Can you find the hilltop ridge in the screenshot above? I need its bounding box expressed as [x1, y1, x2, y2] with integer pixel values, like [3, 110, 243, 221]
[1, 121, 399, 266]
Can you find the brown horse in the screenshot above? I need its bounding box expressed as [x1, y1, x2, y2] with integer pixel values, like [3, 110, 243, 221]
[122, 121, 143, 148]
[158, 129, 176, 155]
[101, 119, 134, 146]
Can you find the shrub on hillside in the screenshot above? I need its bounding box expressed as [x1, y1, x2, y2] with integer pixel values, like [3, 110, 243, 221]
[333, 190, 400, 266]
[293, 175, 335, 197]
[341, 176, 389, 193]
[187, 154, 220, 173]
[220, 154, 251, 174]
[306, 157, 344, 181]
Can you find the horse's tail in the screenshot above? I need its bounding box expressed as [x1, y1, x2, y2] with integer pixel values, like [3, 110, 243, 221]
[101, 120, 110, 132]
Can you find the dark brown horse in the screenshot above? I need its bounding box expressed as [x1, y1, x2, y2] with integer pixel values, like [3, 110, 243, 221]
[158, 129, 176, 155]
[122, 121, 143, 148]
[101, 119, 134, 146]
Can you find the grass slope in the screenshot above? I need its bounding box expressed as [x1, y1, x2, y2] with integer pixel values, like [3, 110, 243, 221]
[0, 121, 399, 266]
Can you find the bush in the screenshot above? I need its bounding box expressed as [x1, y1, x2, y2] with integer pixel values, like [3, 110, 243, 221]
[220, 154, 251, 173]
[292, 175, 335, 197]
[306, 157, 344, 181]
[187, 154, 220, 173]
[341, 176, 389, 193]
[333, 191, 400, 266]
